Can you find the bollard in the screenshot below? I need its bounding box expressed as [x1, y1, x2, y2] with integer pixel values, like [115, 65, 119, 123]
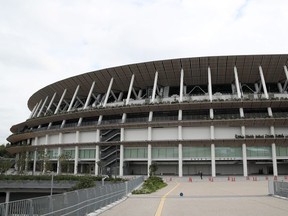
[228, 176, 230, 181]
[189, 177, 192, 182]
[246, 176, 250, 180]
[265, 176, 269, 181]
[274, 176, 277, 181]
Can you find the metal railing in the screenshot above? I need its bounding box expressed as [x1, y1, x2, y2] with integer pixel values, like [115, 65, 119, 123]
[0, 176, 144, 216]
[269, 180, 288, 198]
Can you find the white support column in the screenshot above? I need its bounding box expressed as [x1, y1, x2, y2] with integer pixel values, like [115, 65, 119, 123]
[103, 78, 114, 107]
[45, 92, 56, 115]
[268, 107, 273, 117]
[277, 83, 284, 93]
[74, 146, 79, 175]
[126, 74, 135, 105]
[74, 131, 79, 175]
[211, 144, 216, 177]
[32, 100, 42, 118]
[151, 71, 159, 103]
[179, 68, 184, 102]
[234, 66, 242, 98]
[84, 81, 95, 109]
[119, 144, 124, 176]
[242, 143, 248, 177]
[57, 147, 62, 175]
[272, 143, 278, 176]
[178, 143, 183, 177]
[54, 89, 67, 114]
[148, 144, 152, 176]
[29, 104, 38, 119]
[95, 145, 99, 176]
[33, 150, 37, 174]
[37, 96, 48, 117]
[210, 125, 216, 177]
[43, 148, 48, 174]
[259, 66, 269, 99]
[283, 65, 288, 91]
[68, 85, 80, 112]
[178, 109, 183, 177]
[209, 108, 214, 119]
[24, 151, 29, 172]
[208, 67, 213, 102]
[148, 125, 152, 176]
[240, 108, 244, 118]
[119, 123, 125, 176]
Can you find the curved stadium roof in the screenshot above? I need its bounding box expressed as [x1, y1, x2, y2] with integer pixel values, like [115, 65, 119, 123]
[28, 54, 288, 110]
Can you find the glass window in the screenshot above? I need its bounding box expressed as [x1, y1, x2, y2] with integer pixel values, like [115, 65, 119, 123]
[183, 146, 210, 158]
[247, 146, 271, 158]
[276, 146, 288, 156]
[215, 146, 242, 158]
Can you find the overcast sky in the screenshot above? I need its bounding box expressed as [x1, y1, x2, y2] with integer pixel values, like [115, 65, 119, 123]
[0, 0, 288, 144]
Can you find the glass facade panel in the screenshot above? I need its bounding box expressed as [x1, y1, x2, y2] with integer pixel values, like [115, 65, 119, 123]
[247, 146, 272, 158]
[152, 147, 178, 159]
[62, 149, 75, 158]
[276, 146, 288, 156]
[183, 146, 210, 158]
[79, 149, 95, 159]
[124, 147, 148, 159]
[215, 146, 242, 158]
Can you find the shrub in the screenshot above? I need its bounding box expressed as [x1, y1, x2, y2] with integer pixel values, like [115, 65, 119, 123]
[132, 176, 167, 194]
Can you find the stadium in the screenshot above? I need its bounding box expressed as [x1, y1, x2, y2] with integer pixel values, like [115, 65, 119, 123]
[7, 54, 288, 177]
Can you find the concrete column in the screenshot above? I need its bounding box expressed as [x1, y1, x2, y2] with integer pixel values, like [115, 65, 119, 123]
[29, 103, 38, 119]
[268, 107, 273, 117]
[278, 83, 283, 93]
[119, 145, 124, 176]
[242, 143, 248, 177]
[148, 144, 152, 176]
[234, 66, 242, 98]
[67, 85, 80, 112]
[83, 81, 95, 109]
[74, 146, 79, 175]
[54, 89, 67, 114]
[179, 68, 184, 102]
[211, 143, 216, 177]
[126, 74, 135, 105]
[151, 71, 159, 103]
[283, 65, 288, 91]
[45, 92, 56, 115]
[25, 151, 29, 172]
[210, 108, 214, 119]
[57, 147, 62, 175]
[259, 66, 269, 99]
[5, 191, 10, 216]
[208, 67, 213, 102]
[178, 143, 183, 177]
[272, 143, 278, 176]
[37, 96, 48, 117]
[32, 100, 42, 118]
[103, 78, 114, 107]
[239, 108, 244, 118]
[95, 145, 99, 176]
[74, 131, 79, 174]
[33, 150, 37, 174]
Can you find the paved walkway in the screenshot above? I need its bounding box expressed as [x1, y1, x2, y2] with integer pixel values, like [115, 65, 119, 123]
[99, 178, 288, 216]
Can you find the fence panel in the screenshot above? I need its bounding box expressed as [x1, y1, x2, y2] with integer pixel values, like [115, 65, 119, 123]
[0, 176, 144, 216]
[274, 181, 288, 198]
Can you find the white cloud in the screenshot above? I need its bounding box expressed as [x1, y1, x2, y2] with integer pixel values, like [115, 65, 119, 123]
[0, 0, 288, 144]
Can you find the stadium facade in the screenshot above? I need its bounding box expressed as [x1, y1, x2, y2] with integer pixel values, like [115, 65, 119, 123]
[7, 54, 288, 177]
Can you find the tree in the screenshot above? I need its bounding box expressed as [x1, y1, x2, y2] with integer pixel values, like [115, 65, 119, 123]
[58, 152, 72, 174]
[149, 163, 158, 176]
[0, 144, 12, 158]
[0, 159, 13, 174]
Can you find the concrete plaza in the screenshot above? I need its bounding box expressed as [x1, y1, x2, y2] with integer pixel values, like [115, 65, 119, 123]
[99, 177, 288, 216]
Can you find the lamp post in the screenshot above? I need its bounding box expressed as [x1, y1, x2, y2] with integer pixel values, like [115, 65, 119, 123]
[50, 172, 54, 196]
